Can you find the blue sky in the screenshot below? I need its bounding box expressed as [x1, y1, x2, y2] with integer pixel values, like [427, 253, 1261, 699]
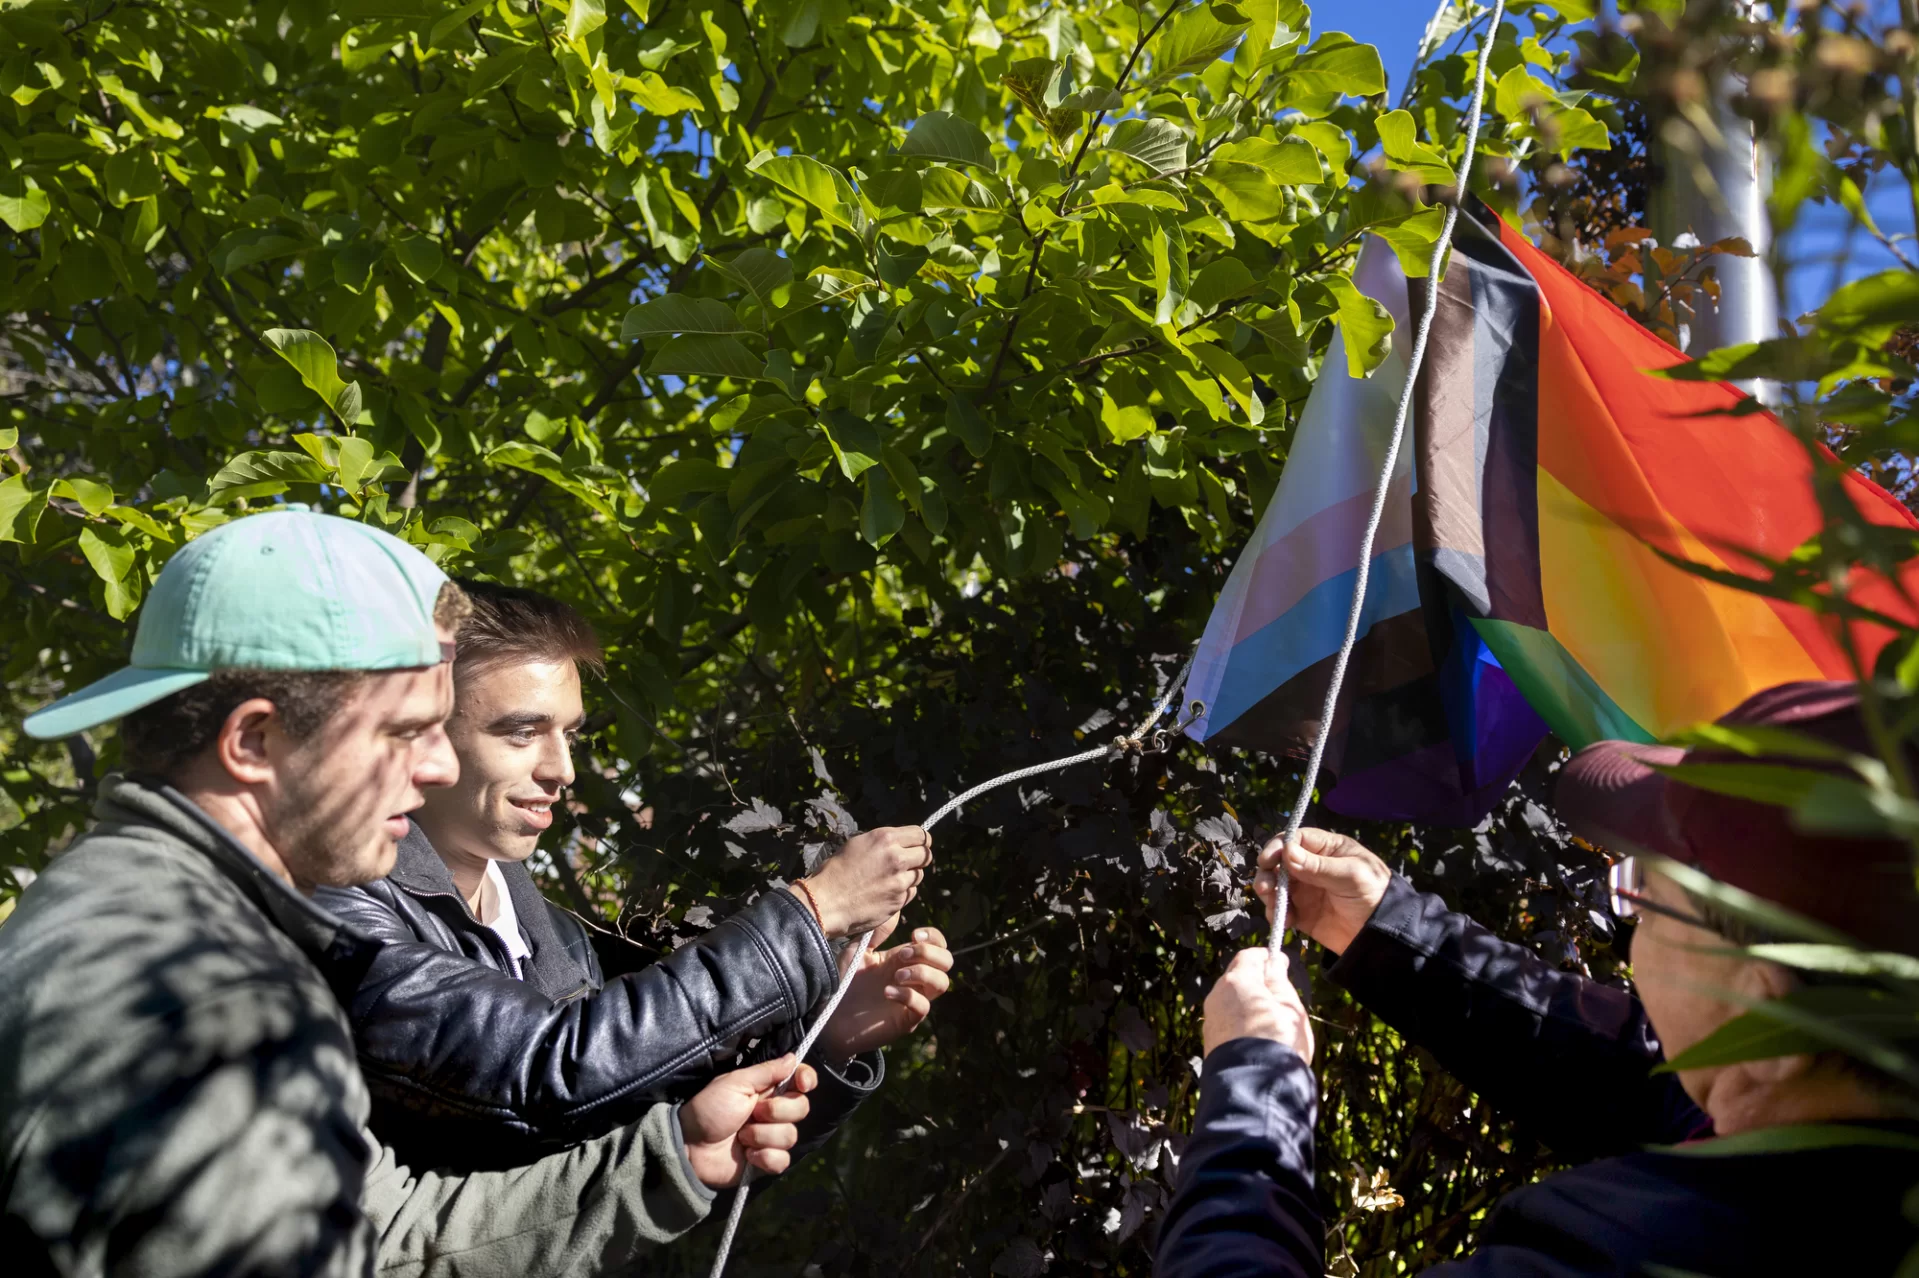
[1330, 0, 1915, 322]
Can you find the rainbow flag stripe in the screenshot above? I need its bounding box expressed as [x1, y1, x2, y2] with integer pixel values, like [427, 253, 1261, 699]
[1188, 208, 1919, 826]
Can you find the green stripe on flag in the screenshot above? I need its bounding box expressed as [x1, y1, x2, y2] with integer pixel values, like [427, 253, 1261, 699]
[1469, 618, 1654, 748]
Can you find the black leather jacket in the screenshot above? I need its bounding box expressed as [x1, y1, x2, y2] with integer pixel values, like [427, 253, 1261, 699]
[313, 823, 881, 1171]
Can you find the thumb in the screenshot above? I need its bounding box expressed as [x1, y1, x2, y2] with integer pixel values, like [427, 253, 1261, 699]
[1285, 829, 1355, 884]
[727, 1053, 798, 1097]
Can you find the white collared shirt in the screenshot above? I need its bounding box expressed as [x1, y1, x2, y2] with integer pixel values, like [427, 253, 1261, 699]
[476, 859, 533, 980]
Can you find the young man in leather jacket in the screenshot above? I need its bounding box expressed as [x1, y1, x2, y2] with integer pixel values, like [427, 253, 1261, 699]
[1157, 682, 1919, 1276]
[315, 580, 955, 1172]
[3, 510, 816, 1278]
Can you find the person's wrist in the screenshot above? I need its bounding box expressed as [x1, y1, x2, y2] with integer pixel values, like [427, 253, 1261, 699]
[789, 877, 844, 937]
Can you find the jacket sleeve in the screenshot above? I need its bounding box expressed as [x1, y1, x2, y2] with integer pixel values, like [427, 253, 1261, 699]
[1157, 1038, 1322, 1278]
[738, 1014, 884, 1168]
[324, 884, 842, 1145]
[1326, 875, 1711, 1159]
[363, 1101, 713, 1277]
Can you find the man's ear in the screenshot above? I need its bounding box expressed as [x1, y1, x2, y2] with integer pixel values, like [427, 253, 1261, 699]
[1733, 957, 1812, 1084]
[214, 697, 283, 786]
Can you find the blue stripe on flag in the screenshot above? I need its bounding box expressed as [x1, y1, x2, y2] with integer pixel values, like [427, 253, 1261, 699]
[1203, 545, 1423, 735]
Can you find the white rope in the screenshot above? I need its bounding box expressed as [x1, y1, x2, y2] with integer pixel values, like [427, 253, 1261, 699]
[707, 655, 1195, 1275]
[1268, 0, 1506, 949]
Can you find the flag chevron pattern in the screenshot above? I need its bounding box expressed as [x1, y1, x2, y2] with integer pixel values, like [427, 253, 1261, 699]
[1187, 207, 1919, 827]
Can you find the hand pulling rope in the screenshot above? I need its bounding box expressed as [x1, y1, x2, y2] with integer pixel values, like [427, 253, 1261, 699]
[1267, 0, 1507, 950]
[707, 7, 1508, 1260]
[707, 655, 1198, 1276]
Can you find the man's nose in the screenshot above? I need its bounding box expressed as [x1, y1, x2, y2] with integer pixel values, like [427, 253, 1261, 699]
[535, 732, 576, 789]
[417, 725, 460, 789]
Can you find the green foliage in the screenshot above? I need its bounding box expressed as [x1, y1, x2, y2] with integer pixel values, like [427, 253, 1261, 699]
[0, 0, 1645, 1272]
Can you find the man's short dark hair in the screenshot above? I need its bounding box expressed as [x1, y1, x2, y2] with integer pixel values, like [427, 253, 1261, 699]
[122, 668, 368, 775]
[119, 580, 471, 777]
[451, 578, 603, 679]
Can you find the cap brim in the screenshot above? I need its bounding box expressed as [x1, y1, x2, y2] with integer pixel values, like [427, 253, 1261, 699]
[24, 667, 212, 740]
[1555, 739, 1689, 860]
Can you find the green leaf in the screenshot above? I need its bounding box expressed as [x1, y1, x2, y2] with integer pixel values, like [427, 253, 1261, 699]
[1199, 163, 1286, 223]
[428, 0, 493, 47]
[1099, 391, 1155, 444]
[946, 396, 991, 458]
[1190, 343, 1264, 425]
[1210, 137, 1322, 185]
[780, 0, 822, 47]
[705, 247, 794, 311]
[103, 505, 173, 543]
[1284, 33, 1386, 98]
[1323, 276, 1395, 378]
[1657, 986, 1919, 1084]
[262, 328, 361, 424]
[919, 166, 1000, 210]
[876, 239, 929, 286]
[1650, 761, 1839, 809]
[644, 334, 765, 380]
[213, 228, 304, 275]
[0, 475, 48, 544]
[467, 47, 532, 98]
[1743, 945, 1919, 982]
[0, 175, 51, 232]
[53, 477, 114, 516]
[565, 0, 606, 42]
[1494, 64, 1558, 121]
[333, 238, 383, 294]
[649, 457, 731, 505]
[1818, 270, 1919, 346]
[78, 525, 140, 619]
[822, 411, 883, 482]
[206, 450, 330, 501]
[1105, 118, 1189, 174]
[1155, 6, 1249, 78]
[1375, 109, 1454, 183]
[1004, 58, 1068, 117]
[394, 235, 445, 283]
[861, 469, 905, 546]
[1652, 858, 1857, 947]
[746, 152, 863, 230]
[1152, 215, 1189, 325]
[899, 111, 996, 171]
[625, 70, 705, 116]
[1370, 207, 1447, 277]
[622, 295, 746, 339]
[1189, 257, 1259, 311]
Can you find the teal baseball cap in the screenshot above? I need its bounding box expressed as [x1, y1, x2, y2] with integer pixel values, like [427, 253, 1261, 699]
[25, 506, 452, 740]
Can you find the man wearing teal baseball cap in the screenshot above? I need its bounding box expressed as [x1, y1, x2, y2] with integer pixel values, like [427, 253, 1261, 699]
[0, 507, 820, 1278]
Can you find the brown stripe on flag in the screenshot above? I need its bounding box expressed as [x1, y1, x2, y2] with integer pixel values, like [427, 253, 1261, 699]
[1413, 251, 1489, 576]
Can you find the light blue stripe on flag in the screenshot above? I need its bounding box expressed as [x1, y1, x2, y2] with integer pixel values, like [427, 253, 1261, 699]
[1202, 545, 1423, 736]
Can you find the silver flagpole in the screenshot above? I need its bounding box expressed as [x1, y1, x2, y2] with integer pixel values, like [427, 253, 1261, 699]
[1646, 3, 1778, 398]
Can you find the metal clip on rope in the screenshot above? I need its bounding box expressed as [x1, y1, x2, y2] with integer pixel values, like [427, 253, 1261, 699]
[706, 658, 1198, 1276]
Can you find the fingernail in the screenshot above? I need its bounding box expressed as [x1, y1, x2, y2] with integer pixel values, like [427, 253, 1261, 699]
[897, 945, 915, 960]
[884, 985, 902, 999]
[896, 967, 915, 982]
[914, 929, 927, 941]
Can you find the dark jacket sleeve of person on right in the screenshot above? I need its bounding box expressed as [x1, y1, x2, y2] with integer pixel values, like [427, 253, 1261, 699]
[321, 882, 849, 1155]
[1155, 1038, 1322, 1278]
[1158, 876, 1713, 1278]
[1324, 874, 1710, 1160]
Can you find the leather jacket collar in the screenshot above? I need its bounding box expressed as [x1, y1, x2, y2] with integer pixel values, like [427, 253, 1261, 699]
[388, 820, 590, 1000]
